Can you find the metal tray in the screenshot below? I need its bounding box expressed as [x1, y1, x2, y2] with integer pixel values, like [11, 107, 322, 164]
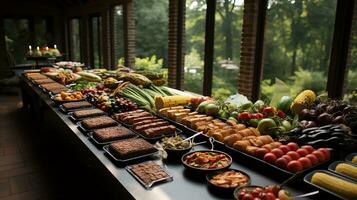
[304, 170, 356, 200]
[345, 153, 357, 164]
[88, 131, 138, 146]
[76, 121, 119, 135]
[131, 127, 182, 142]
[125, 161, 173, 189]
[58, 104, 94, 114]
[103, 145, 158, 163]
[328, 161, 357, 182]
[68, 110, 106, 123]
[50, 95, 86, 105]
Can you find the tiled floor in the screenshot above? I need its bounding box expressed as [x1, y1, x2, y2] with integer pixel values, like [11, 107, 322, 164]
[0, 95, 53, 200]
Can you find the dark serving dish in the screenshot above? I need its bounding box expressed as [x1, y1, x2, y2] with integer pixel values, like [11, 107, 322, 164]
[345, 153, 357, 164]
[181, 150, 232, 173]
[233, 185, 264, 200]
[131, 127, 182, 142]
[68, 110, 106, 123]
[164, 140, 193, 160]
[206, 168, 251, 194]
[103, 145, 159, 163]
[304, 170, 356, 200]
[59, 104, 94, 114]
[88, 131, 138, 146]
[50, 95, 85, 105]
[328, 161, 357, 182]
[76, 121, 119, 135]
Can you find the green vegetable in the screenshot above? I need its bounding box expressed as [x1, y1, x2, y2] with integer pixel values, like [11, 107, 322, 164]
[277, 96, 293, 113]
[253, 100, 265, 112]
[257, 118, 277, 135]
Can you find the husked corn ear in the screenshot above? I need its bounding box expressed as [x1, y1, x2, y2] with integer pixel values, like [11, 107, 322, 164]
[353, 155, 357, 163]
[155, 96, 192, 109]
[311, 172, 357, 199]
[336, 163, 357, 179]
[290, 90, 316, 114]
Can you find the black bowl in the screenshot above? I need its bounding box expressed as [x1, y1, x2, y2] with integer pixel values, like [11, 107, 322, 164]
[165, 142, 193, 160]
[233, 185, 264, 200]
[206, 168, 251, 194]
[181, 150, 232, 173]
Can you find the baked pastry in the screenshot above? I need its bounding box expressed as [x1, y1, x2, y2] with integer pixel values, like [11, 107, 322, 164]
[92, 126, 135, 143]
[109, 138, 156, 159]
[82, 116, 117, 130]
[129, 161, 170, 185]
[73, 108, 105, 119]
[33, 79, 55, 84]
[143, 125, 176, 137]
[62, 101, 92, 110]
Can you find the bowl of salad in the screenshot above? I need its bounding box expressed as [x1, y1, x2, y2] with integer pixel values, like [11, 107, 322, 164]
[181, 150, 232, 173]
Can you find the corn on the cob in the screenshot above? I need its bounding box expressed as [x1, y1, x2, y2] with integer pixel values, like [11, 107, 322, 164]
[290, 90, 316, 114]
[311, 172, 357, 199]
[155, 96, 192, 109]
[352, 155, 357, 163]
[336, 163, 357, 179]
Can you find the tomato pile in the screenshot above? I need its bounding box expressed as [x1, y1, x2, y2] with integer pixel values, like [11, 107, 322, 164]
[236, 185, 291, 200]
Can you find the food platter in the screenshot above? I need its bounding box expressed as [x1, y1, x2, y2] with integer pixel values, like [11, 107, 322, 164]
[181, 150, 232, 173]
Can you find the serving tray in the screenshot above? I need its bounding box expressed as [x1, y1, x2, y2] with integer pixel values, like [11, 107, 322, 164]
[88, 131, 138, 146]
[125, 161, 173, 189]
[103, 145, 158, 163]
[304, 170, 356, 200]
[130, 127, 182, 142]
[328, 161, 357, 182]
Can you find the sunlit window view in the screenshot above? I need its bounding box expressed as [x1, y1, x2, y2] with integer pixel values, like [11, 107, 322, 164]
[261, 0, 337, 103]
[0, 1, 356, 199]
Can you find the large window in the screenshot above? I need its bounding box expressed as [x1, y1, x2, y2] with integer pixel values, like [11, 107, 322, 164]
[184, 0, 206, 94]
[212, 0, 244, 99]
[4, 19, 30, 65]
[34, 18, 50, 47]
[133, 0, 168, 78]
[69, 18, 81, 62]
[90, 15, 103, 68]
[344, 3, 357, 105]
[113, 5, 125, 66]
[261, 0, 337, 103]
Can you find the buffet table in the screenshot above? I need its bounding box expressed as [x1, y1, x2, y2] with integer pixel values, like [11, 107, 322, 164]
[17, 70, 334, 200]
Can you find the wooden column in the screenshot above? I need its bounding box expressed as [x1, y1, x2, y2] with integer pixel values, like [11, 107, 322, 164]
[168, 0, 185, 89]
[102, 7, 111, 68]
[123, 0, 135, 68]
[203, 0, 216, 96]
[82, 15, 91, 66]
[0, 18, 8, 68]
[238, 0, 267, 101]
[327, 0, 355, 98]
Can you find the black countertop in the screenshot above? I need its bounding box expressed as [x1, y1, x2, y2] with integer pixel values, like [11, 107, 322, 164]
[17, 71, 320, 200]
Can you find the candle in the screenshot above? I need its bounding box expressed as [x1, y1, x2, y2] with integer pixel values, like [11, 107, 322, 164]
[37, 47, 40, 51]
[45, 47, 49, 51]
[29, 45, 32, 50]
[54, 44, 57, 49]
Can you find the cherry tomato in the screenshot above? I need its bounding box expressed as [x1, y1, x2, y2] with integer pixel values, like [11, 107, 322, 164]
[271, 148, 284, 158]
[275, 157, 289, 169]
[306, 154, 319, 165]
[298, 157, 312, 169]
[287, 160, 303, 172]
[277, 110, 286, 118]
[264, 153, 277, 164]
[242, 193, 254, 200]
[301, 145, 314, 154]
[287, 142, 299, 151]
[262, 106, 276, 116]
[238, 112, 252, 120]
[278, 145, 290, 154]
[312, 150, 326, 162]
[286, 151, 300, 160]
[265, 192, 276, 200]
[296, 148, 309, 157]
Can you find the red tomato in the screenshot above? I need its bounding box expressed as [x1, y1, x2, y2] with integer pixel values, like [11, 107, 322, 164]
[265, 192, 276, 200]
[251, 188, 262, 197]
[255, 113, 264, 119]
[286, 151, 300, 160]
[301, 145, 314, 154]
[239, 112, 252, 120]
[298, 157, 312, 169]
[275, 157, 289, 169]
[262, 107, 276, 116]
[264, 153, 277, 164]
[252, 198, 261, 200]
[312, 150, 326, 162]
[287, 142, 299, 151]
[277, 110, 285, 118]
[287, 160, 303, 172]
[238, 191, 246, 199]
[282, 155, 293, 163]
[279, 145, 291, 154]
[306, 154, 319, 165]
[255, 148, 269, 158]
[271, 148, 284, 158]
[264, 186, 274, 193]
[242, 193, 254, 200]
[318, 148, 330, 160]
[296, 148, 309, 157]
